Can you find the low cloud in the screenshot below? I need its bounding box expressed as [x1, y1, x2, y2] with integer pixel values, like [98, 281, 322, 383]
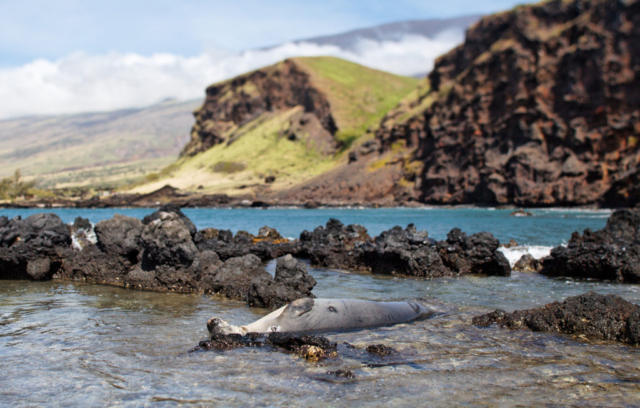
[0, 30, 464, 119]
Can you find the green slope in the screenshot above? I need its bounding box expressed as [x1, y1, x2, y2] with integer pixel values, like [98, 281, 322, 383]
[132, 57, 419, 195]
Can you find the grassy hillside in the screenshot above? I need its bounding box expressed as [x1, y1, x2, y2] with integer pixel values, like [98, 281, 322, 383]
[132, 57, 419, 195]
[294, 57, 420, 146]
[0, 99, 200, 188]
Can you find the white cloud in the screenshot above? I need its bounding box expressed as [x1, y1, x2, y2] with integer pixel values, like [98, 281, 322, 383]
[0, 30, 464, 119]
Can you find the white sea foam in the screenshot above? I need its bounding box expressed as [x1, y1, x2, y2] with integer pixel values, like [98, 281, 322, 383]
[498, 245, 556, 267]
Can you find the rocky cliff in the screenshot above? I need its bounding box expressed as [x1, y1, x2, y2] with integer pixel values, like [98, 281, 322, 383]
[180, 59, 337, 157]
[377, 0, 640, 206]
[133, 57, 418, 198]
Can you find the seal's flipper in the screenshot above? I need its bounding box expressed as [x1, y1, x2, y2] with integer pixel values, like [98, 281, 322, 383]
[281, 297, 314, 317]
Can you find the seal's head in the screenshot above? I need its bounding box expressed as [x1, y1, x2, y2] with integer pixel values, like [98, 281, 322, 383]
[207, 317, 247, 335]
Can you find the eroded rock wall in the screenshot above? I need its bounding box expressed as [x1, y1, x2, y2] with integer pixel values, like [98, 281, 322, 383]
[377, 0, 640, 206]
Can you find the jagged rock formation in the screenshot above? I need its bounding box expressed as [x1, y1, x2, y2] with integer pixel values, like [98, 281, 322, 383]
[541, 208, 640, 282]
[181, 59, 337, 157]
[297, 219, 511, 277]
[473, 291, 640, 345]
[0, 213, 72, 280]
[377, 0, 640, 206]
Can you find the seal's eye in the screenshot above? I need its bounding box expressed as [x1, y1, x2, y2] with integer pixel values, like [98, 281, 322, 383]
[328, 306, 337, 313]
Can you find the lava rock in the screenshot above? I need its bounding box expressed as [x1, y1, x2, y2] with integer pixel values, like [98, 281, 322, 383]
[299, 218, 371, 269]
[0, 213, 71, 280]
[193, 331, 337, 361]
[139, 212, 198, 269]
[201, 254, 272, 299]
[366, 344, 395, 356]
[142, 204, 197, 238]
[472, 291, 640, 345]
[197, 227, 298, 261]
[94, 214, 143, 261]
[248, 255, 317, 308]
[541, 209, 640, 282]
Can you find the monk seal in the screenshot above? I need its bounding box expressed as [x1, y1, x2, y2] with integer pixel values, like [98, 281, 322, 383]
[207, 298, 436, 335]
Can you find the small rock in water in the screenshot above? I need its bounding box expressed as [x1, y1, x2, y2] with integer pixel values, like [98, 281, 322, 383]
[366, 344, 395, 356]
[510, 209, 533, 217]
[500, 239, 519, 248]
[327, 369, 355, 379]
[513, 254, 542, 272]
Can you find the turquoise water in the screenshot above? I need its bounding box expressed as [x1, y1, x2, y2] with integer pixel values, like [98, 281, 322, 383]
[0, 207, 611, 246]
[3, 207, 638, 407]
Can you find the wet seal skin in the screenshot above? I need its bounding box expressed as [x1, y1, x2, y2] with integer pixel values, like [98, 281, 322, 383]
[207, 298, 437, 335]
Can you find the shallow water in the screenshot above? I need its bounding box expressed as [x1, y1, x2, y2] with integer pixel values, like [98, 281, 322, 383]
[2, 208, 639, 406]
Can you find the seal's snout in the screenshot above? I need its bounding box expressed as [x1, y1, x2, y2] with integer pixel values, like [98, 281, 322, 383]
[207, 317, 223, 334]
[206, 317, 245, 335]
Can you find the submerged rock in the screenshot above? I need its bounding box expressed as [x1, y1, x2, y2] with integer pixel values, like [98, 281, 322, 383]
[541, 209, 640, 282]
[194, 331, 337, 361]
[366, 344, 395, 356]
[472, 291, 640, 346]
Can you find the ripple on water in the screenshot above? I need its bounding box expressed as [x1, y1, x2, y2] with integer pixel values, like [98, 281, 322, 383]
[1, 269, 640, 406]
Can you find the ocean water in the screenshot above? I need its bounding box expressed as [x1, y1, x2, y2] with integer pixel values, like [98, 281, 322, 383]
[3, 207, 639, 407]
[0, 206, 611, 245]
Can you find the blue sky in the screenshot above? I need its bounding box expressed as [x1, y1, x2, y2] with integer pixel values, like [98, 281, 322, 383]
[0, 0, 527, 67]
[0, 0, 531, 118]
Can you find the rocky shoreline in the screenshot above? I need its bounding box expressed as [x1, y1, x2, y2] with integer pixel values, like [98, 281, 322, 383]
[0, 184, 616, 210]
[3, 206, 640, 348]
[0, 205, 511, 309]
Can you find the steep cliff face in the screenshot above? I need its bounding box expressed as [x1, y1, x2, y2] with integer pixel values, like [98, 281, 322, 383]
[181, 59, 337, 157]
[378, 0, 640, 206]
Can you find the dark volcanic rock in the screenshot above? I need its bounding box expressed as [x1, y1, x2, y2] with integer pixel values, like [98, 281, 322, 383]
[375, 0, 640, 207]
[72, 217, 92, 232]
[195, 333, 265, 350]
[267, 331, 337, 351]
[200, 254, 272, 299]
[94, 214, 143, 261]
[142, 204, 197, 238]
[366, 344, 395, 356]
[440, 229, 511, 276]
[299, 218, 371, 269]
[248, 255, 317, 308]
[61, 211, 223, 293]
[0, 210, 318, 307]
[473, 291, 640, 345]
[194, 331, 336, 360]
[357, 225, 450, 277]
[298, 219, 510, 277]
[0, 213, 71, 280]
[197, 227, 298, 261]
[541, 209, 640, 282]
[139, 212, 198, 269]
